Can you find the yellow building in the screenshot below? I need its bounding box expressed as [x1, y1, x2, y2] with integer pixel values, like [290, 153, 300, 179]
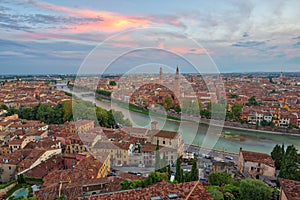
[65, 120, 95, 134]
[149, 129, 184, 156]
[92, 141, 132, 166]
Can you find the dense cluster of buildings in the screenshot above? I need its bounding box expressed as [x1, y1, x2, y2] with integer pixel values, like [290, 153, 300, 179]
[0, 80, 71, 108]
[74, 71, 300, 129]
[0, 75, 299, 199]
[0, 109, 188, 199]
[226, 73, 300, 128]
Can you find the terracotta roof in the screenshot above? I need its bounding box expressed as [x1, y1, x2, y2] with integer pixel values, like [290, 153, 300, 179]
[24, 154, 64, 178]
[241, 149, 275, 168]
[43, 154, 109, 187]
[8, 138, 23, 145]
[117, 173, 146, 181]
[151, 130, 179, 139]
[36, 176, 120, 200]
[18, 149, 47, 169]
[122, 127, 149, 135]
[0, 149, 39, 165]
[279, 178, 300, 200]
[93, 141, 131, 150]
[66, 120, 94, 127]
[78, 180, 213, 200]
[24, 138, 60, 149]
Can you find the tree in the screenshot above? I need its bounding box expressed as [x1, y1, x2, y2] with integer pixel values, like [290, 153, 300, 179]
[181, 98, 201, 116]
[222, 184, 240, 199]
[230, 104, 243, 121]
[167, 164, 171, 179]
[198, 100, 203, 112]
[17, 174, 25, 184]
[206, 187, 224, 200]
[174, 105, 181, 113]
[62, 100, 72, 122]
[210, 102, 226, 120]
[160, 153, 168, 173]
[271, 144, 285, 170]
[155, 140, 161, 172]
[0, 104, 8, 110]
[175, 156, 183, 183]
[279, 145, 300, 181]
[190, 159, 199, 181]
[164, 96, 173, 111]
[109, 81, 117, 86]
[246, 96, 259, 106]
[208, 172, 233, 187]
[219, 97, 226, 105]
[7, 107, 19, 116]
[239, 179, 273, 200]
[143, 172, 167, 187]
[131, 180, 143, 188]
[120, 179, 132, 190]
[261, 120, 269, 126]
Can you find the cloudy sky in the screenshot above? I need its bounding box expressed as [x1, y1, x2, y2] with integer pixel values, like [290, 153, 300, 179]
[0, 0, 299, 74]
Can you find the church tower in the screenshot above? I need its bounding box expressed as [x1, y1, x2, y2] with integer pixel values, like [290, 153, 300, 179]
[174, 66, 180, 98]
[159, 67, 163, 84]
[280, 71, 283, 83]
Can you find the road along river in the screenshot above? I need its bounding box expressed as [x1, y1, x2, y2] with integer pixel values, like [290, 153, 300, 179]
[68, 90, 300, 154]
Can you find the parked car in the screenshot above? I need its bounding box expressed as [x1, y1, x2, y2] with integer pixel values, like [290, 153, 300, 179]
[225, 155, 234, 160]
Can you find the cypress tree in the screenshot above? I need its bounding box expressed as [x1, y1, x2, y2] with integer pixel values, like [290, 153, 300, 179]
[190, 158, 199, 181]
[279, 145, 300, 181]
[155, 140, 161, 172]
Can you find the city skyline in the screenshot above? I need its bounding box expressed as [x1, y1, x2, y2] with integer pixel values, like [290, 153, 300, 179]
[1, 0, 300, 74]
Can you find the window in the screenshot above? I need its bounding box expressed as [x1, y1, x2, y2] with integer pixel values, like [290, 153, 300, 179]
[251, 167, 254, 170]
[163, 141, 165, 144]
[9, 166, 11, 170]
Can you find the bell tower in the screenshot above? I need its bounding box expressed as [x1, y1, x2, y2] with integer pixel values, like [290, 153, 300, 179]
[159, 67, 163, 84]
[174, 66, 180, 98]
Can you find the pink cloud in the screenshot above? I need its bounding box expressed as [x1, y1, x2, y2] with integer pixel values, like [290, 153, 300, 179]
[30, 1, 151, 33]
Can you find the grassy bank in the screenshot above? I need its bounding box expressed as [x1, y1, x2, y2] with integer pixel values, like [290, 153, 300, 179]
[111, 99, 182, 121]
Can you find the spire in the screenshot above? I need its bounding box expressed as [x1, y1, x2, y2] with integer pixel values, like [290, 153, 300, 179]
[174, 65, 180, 98]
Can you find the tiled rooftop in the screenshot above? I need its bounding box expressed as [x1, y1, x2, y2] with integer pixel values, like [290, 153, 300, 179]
[78, 180, 213, 200]
[241, 149, 275, 168]
[151, 130, 179, 139]
[279, 178, 300, 200]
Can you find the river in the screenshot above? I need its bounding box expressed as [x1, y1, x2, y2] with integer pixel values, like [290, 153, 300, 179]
[68, 90, 300, 154]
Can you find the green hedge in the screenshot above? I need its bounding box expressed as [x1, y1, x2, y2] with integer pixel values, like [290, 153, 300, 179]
[25, 177, 43, 183]
[0, 180, 17, 189]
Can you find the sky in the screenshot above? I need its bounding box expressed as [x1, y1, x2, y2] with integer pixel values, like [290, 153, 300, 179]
[0, 0, 300, 75]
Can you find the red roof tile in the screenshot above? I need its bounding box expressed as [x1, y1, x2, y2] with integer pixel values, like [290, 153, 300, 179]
[279, 178, 300, 200]
[241, 149, 275, 168]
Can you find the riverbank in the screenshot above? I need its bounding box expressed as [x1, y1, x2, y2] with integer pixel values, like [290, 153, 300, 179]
[66, 88, 300, 138]
[61, 88, 300, 154]
[98, 94, 300, 137]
